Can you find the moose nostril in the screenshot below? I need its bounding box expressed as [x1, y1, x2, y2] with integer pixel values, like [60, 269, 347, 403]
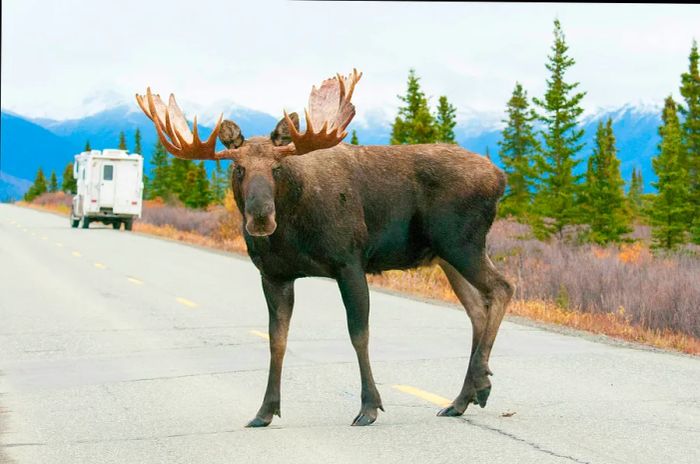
[248, 206, 274, 224]
[258, 203, 274, 217]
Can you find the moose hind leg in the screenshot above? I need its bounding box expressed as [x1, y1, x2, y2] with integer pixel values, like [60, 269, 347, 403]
[473, 254, 513, 370]
[438, 258, 487, 359]
[437, 247, 513, 416]
[337, 264, 384, 426]
[247, 275, 295, 428]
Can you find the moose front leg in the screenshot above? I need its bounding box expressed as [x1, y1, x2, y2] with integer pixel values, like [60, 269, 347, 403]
[337, 264, 384, 426]
[246, 275, 295, 428]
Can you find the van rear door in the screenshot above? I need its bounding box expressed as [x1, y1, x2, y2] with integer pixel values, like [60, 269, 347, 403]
[113, 161, 140, 214]
[99, 163, 116, 207]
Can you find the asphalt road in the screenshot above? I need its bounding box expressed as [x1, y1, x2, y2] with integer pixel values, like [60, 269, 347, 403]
[1, 203, 699, 464]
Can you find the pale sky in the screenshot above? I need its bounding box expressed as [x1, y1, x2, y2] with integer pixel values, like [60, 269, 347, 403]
[2, 1, 699, 125]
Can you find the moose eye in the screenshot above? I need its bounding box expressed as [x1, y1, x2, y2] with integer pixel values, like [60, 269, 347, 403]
[235, 165, 245, 180]
[272, 165, 282, 179]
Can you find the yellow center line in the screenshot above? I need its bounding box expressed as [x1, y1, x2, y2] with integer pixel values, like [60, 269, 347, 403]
[72, 251, 81, 257]
[250, 330, 270, 341]
[41, 236, 48, 240]
[31, 232, 36, 237]
[392, 385, 451, 407]
[94, 262, 106, 269]
[176, 297, 198, 308]
[55, 242, 63, 247]
[127, 277, 143, 285]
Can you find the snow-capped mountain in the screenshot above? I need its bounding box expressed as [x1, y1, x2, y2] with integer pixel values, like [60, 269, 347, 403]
[1, 101, 664, 200]
[459, 102, 663, 189]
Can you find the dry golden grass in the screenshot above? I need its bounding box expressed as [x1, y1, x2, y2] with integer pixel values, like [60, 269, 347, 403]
[17, 200, 71, 215]
[507, 300, 700, 354]
[367, 264, 699, 355]
[368, 267, 459, 304]
[19, 200, 699, 356]
[133, 222, 248, 254]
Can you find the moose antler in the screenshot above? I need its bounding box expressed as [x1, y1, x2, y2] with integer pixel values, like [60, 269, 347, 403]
[282, 69, 362, 156]
[135, 88, 237, 160]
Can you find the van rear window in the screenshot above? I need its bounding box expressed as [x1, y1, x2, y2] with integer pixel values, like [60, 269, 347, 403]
[103, 165, 114, 181]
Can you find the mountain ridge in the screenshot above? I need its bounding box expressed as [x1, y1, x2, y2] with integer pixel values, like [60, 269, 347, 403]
[1, 102, 663, 199]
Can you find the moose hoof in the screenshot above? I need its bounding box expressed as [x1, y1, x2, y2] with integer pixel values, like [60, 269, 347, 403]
[351, 413, 376, 426]
[437, 404, 465, 417]
[246, 416, 272, 428]
[476, 386, 491, 408]
[351, 406, 381, 426]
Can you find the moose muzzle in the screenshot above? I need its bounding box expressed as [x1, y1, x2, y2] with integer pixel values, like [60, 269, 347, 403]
[244, 176, 277, 237]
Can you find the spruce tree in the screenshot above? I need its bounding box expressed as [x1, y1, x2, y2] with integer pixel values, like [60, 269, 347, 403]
[62, 163, 77, 194]
[627, 167, 644, 220]
[142, 172, 151, 200]
[350, 130, 359, 145]
[180, 162, 211, 208]
[181, 168, 197, 207]
[581, 119, 630, 243]
[532, 19, 586, 238]
[390, 69, 437, 144]
[48, 171, 58, 193]
[210, 163, 221, 204]
[679, 40, 700, 243]
[147, 140, 171, 200]
[194, 161, 212, 208]
[84, 140, 92, 152]
[498, 82, 539, 219]
[118, 131, 127, 151]
[650, 97, 691, 249]
[435, 95, 457, 143]
[133, 128, 142, 155]
[210, 160, 229, 204]
[24, 168, 48, 201]
[171, 159, 196, 204]
[134, 128, 145, 196]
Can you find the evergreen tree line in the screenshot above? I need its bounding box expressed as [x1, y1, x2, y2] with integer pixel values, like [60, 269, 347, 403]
[494, 21, 699, 248]
[390, 69, 459, 145]
[23, 168, 55, 201]
[144, 138, 228, 208]
[389, 19, 699, 249]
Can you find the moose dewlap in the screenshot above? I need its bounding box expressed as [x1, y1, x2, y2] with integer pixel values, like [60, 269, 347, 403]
[136, 69, 513, 427]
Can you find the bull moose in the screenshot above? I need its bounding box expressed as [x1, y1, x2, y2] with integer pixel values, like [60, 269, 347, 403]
[135, 69, 513, 427]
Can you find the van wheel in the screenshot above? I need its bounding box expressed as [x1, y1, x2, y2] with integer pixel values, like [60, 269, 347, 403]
[124, 219, 133, 231]
[70, 207, 80, 228]
[81, 218, 90, 229]
[112, 221, 121, 230]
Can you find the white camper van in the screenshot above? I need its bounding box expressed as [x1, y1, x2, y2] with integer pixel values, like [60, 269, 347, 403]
[70, 149, 143, 230]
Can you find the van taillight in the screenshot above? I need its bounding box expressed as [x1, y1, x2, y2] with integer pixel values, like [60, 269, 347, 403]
[91, 199, 97, 203]
[131, 201, 137, 205]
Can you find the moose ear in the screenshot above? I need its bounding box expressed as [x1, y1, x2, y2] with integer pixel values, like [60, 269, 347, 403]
[219, 120, 245, 149]
[270, 112, 299, 146]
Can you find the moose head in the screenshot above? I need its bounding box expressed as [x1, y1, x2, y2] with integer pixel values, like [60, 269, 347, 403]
[135, 69, 362, 236]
